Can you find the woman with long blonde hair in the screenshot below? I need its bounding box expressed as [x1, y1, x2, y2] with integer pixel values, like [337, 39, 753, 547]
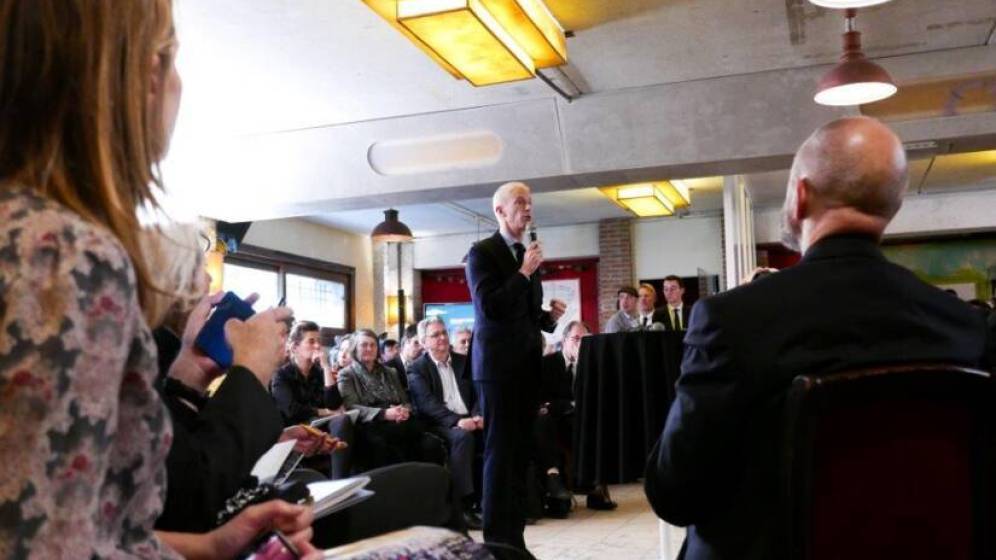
[0, 1, 317, 557]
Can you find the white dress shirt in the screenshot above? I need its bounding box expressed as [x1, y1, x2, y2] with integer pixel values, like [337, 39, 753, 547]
[638, 312, 655, 329]
[434, 355, 469, 416]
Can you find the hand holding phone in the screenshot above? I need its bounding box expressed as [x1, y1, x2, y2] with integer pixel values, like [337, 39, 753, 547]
[194, 291, 256, 370]
[226, 306, 294, 386]
[247, 531, 300, 560]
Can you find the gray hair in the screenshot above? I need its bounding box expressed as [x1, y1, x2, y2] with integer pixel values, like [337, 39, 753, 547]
[492, 181, 529, 218]
[417, 316, 447, 343]
[350, 329, 379, 362]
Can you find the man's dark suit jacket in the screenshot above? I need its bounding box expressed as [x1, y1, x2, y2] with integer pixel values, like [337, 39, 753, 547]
[407, 351, 479, 429]
[466, 231, 556, 382]
[540, 351, 575, 417]
[645, 234, 989, 560]
[653, 304, 691, 332]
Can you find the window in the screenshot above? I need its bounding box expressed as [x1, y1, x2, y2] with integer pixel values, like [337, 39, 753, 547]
[222, 245, 355, 335]
[222, 261, 280, 310]
[285, 272, 346, 328]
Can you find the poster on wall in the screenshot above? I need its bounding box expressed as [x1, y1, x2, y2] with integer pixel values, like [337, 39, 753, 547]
[541, 278, 581, 349]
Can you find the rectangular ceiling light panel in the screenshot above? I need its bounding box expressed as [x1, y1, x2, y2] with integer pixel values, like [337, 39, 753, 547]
[398, 0, 536, 86]
[616, 184, 675, 217]
[481, 0, 566, 68]
[361, 0, 462, 79]
[658, 180, 691, 208]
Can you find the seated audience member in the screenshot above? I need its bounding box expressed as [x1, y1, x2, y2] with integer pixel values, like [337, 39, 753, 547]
[155, 290, 340, 532]
[407, 317, 484, 529]
[324, 334, 355, 384]
[273, 321, 346, 423]
[0, 2, 316, 556]
[154, 291, 467, 548]
[535, 321, 617, 512]
[645, 117, 990, 560]
[385, 326, 423, 389]
[452, 327, 473, 355]
[604, 286, 640, 333]
[381, 338, 399, 363]
[340, 329, 439, 467]
[636, 283, 660, 329]
[658, 275, 690, 332]
[272, 321, 354, 478]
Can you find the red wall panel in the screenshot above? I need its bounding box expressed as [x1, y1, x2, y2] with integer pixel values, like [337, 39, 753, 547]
[420, 257, 601, 332]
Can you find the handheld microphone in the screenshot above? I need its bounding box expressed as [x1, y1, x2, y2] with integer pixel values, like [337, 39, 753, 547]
[528, 223, 537, 243]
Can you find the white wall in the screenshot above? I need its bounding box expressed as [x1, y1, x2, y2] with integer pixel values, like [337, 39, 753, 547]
[243, 218, 374, 328]
[754, 189, 996, 245]
[633, 216, 724, 280]
[414, 223, 599, 269]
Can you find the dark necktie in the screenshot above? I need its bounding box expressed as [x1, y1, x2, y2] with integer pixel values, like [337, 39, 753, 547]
[642, 316, 649, 329]
[513, 242, 525, 266]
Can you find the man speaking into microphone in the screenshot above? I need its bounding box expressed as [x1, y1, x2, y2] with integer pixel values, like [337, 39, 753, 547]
[466, 181, 567, 552]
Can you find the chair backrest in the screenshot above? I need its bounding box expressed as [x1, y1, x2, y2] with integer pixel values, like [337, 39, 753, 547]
[782, 364, 993, 560]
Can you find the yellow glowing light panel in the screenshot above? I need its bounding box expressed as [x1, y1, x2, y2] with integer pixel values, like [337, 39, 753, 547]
[658, 180, 690, 208]
[481, 0, 566, 68]
[398, 0, 536, 86]
[616, 184, 675, 217]
[361, 0, 462, 79]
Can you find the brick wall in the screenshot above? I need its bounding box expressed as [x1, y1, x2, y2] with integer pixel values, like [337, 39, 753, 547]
[597, 218, 634, 330]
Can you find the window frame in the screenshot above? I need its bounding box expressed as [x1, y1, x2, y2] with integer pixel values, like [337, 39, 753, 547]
[224, 244, 355, 336]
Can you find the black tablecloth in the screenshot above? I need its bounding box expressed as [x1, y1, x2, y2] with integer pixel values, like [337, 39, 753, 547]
[573, 331, 685, 486]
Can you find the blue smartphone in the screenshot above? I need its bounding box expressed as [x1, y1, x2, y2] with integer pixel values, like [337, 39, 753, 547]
[194, 291, 256, 370]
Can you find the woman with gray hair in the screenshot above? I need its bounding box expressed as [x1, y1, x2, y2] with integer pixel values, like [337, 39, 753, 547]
[338, 329, 440, 468]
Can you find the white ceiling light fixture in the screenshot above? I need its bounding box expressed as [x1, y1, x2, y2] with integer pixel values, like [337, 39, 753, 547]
[807, 0, 893, 8]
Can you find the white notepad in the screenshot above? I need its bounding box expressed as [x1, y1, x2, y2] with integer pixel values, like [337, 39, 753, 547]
[307, 476, 372, 519]
[250, 440, 297, 483]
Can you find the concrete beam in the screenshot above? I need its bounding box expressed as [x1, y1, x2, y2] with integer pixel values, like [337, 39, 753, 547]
[171, 45, 996, 222]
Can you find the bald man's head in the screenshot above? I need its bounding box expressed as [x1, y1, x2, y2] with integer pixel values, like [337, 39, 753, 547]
[781, 117, 908, 251]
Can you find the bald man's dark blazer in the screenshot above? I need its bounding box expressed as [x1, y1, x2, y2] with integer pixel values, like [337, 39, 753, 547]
[645, 233, 989, 560]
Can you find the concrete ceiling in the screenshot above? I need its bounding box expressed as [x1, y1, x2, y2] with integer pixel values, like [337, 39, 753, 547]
[307, 148, 996, 237]
[163, 0, 996, 225]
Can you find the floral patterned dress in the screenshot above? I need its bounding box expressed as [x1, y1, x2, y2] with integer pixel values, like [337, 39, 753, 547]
[0, 189, 179, 559]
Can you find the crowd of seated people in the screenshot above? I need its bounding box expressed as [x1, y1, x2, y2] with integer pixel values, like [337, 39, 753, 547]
[407, 317, 485, 529]
[338, 329, 446, 468]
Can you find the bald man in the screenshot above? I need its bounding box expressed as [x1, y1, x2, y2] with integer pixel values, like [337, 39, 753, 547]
[644, 117, 989, 560]
[465, 181, 566, 552]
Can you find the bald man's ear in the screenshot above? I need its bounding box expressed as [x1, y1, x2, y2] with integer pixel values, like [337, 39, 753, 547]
[793, 177, 810, 222]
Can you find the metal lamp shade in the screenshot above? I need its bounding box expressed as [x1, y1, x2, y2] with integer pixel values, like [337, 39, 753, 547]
[371, 209, 414, 242]
[815, 30, 896, 106]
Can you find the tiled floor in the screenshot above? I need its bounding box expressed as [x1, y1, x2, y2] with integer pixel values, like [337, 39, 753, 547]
[469, 483, 664, 560]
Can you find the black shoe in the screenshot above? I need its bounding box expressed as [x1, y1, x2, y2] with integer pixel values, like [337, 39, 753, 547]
[463, 510, 484, 530]
[586, 491, 618, 511]
[544, 473, 572, 501]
